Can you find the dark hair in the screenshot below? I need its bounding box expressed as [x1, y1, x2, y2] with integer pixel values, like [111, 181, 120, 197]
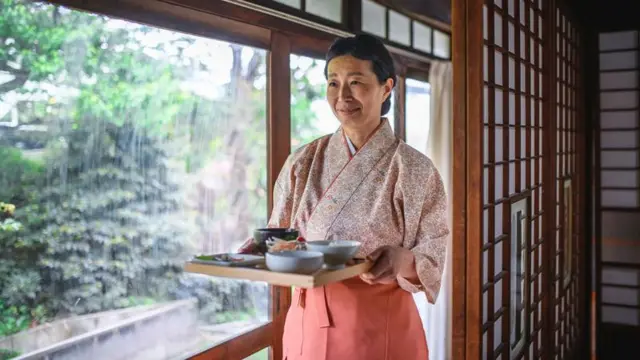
[324, 34, 397, 116]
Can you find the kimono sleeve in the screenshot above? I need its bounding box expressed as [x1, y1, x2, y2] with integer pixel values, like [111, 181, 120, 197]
[397, 166, 449, 303]
[267, 156, 295, 229]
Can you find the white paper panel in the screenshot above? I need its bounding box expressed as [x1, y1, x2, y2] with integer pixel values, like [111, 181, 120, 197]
[413, 21, 432, 53]
[602, 268, 640, 286]
[496, 165, 503, 200]
[599, 31, 639, 51]
[495, 126, 503, 161]
[496, 88, 504, 123]
[483, 5, 489, 40]
[602, 306, 640, 326]
[603, 243, 640, 264]
[599, 71, 638, 90]
[600, 131, 639, 148]
[509, 162, 515, 194]
[601, 151, 638, 168]
[601, 170, 638, 188]
[495, 50, 503, 85]
[602, 287, 640, 306]
[508, 22, 515, 52]
[600, 111, 639, 129]
[495, 203, 503, 236]
[600, 91, 639, 109]
[601, 211, 640, 238]
[433, 30, 451, 58]
[599, 51, 639, 70]
[305, 0, 342, 22]
[601, 190, 639, 207]
[361, 0, 386, 38]
[274, 0, 302, 8]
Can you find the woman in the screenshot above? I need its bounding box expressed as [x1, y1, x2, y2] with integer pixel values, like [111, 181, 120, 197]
[247, 34, 448, 360]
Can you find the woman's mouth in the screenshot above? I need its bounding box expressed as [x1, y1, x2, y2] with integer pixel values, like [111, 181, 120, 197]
[338, 108, 361, 116]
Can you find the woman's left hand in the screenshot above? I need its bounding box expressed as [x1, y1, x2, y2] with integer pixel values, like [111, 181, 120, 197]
[360, 245, 418, 285]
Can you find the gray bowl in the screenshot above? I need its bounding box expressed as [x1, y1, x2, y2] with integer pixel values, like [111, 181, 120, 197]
[265, 251, 324, 274]
[305, 240, 361, 269]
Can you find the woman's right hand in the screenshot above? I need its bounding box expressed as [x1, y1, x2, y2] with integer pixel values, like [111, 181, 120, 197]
[237, 237, 258, 254]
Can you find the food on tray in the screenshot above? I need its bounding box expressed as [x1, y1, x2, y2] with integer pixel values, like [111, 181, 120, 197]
[195, 254, 244, 262]
[268, 236, 307, 252]
[253, 228, 299, 254]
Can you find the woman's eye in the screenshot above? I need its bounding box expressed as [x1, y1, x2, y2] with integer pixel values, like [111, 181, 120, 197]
[350, 81, 360, 85]
[328, 82, 337, 87]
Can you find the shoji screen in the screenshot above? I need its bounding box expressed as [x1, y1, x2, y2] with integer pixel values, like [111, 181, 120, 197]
[482, 0, 546, 358]
[595, 29, 640, 359]
[552, 7, 583, 359]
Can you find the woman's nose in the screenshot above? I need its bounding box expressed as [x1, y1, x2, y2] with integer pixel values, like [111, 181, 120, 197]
[338, 84, 352, 100]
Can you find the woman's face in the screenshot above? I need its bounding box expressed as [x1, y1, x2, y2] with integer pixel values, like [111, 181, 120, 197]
[326, 55, 393, 130]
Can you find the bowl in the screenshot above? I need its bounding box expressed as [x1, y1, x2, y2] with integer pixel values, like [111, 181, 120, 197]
[305, 240, 361, 269]
[253, 228, 299, 254]
[265, 251, 324, 274]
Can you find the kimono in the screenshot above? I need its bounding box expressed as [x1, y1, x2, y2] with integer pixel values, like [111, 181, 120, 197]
[268, 118, 449, 360]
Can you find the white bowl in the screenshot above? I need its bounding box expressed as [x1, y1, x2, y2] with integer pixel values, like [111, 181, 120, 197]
[265, 251, 324, 274]
[305, 240, 361, 269]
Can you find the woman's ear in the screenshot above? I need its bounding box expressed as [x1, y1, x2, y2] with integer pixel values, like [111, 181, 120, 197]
[382, 78, 394, 102]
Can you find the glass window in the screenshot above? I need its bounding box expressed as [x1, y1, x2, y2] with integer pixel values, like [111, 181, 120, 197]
[290, 55, 337, 152]
[405, 78, 431, 153]
[388, 10, 411, 46]
[413, 21, 433, 54]
[0, 2, 268, 358]
[305, 0, 342, 23]
[362, 0, 387, 38]
[434, 30, 452, 58]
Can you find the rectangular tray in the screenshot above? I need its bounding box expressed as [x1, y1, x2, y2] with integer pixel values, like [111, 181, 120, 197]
[184, 259, 372, 288]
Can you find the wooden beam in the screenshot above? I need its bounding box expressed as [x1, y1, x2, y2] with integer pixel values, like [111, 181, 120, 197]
[48, 0, 271, 49]
[463, 0, 483, 358]
[267, 31, 292, 360]
[451, 0, 469, 359]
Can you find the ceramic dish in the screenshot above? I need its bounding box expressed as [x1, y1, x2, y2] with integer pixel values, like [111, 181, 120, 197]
[265, 250, 324, 274]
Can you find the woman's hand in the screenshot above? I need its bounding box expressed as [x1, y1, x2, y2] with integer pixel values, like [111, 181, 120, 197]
[360, 246, 419, 285]
[237, 238, 258, 254]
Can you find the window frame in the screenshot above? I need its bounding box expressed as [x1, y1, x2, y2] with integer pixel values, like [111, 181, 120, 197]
[39, 0, 435, 358]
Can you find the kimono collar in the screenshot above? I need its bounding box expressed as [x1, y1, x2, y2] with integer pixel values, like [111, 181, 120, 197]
[337, 118, 396, 159]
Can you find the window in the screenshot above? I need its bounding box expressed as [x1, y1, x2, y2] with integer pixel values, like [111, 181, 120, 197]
[405, 78, 431, 154]
[0, 2, 268, 358]
[290, 55, 335, 151]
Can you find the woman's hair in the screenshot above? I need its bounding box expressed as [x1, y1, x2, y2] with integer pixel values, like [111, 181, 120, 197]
[324, 34, 397, 116]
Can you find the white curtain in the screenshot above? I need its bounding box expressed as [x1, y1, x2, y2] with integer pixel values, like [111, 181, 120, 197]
[412, 60, 453, 360]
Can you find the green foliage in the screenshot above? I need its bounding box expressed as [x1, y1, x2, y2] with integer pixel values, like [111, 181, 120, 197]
[0, 0, 321, 344]
[0, 299, 47, 338]
[0, 348, 21, 360]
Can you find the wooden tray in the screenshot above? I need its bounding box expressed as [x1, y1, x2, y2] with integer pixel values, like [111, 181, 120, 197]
[184, 259, 372, 288]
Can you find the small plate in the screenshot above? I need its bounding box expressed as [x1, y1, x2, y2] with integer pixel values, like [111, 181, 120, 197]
[192, 253, 265, 267]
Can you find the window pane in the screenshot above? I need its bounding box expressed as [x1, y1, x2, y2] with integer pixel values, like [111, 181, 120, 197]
[0, 2, 268, 358]
[413, 21, 433, 53]
[434, 30, 451, 58]
[362, 0, 387, 38]
[388, 10, 411, 46]
[405, 79, 431, 154]
[290, 55, 338, 152]
[305, 0, 342, 23]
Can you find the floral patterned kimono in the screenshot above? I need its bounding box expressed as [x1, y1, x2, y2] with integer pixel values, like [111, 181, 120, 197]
[268, 119, 448, 360]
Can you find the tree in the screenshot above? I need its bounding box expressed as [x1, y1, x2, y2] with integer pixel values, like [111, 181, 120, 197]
[0, 0, 326, 335]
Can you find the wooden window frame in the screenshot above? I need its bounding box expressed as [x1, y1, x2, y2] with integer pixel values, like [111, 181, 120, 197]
[39, 0, 434, 359]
